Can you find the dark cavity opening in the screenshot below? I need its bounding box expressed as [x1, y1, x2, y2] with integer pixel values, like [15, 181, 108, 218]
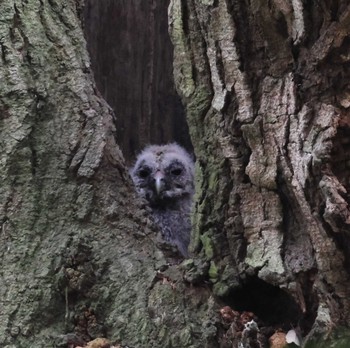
[223, 277, 302, 327]
[83, 0, 192, 164]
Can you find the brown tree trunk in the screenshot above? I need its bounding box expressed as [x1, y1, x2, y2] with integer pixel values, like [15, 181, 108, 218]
[169, 0, 350, 345]
[0, 1, 212, 347]
[83, 0, 192, 161]
[1, 0, 350, 347]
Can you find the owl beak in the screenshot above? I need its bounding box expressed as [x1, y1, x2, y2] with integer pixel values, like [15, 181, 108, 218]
[154, 171, 165, 195]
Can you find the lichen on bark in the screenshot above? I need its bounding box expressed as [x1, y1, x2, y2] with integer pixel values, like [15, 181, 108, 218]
[0, 1, 218, 347]
[169, 0, 350, 344]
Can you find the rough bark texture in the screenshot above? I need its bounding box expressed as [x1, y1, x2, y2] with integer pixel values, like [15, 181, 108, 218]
[83, 0, 192, 162]
[0, 1, 214, 347]
[2, 0, 350, 347]
[169, 0, 350, 345]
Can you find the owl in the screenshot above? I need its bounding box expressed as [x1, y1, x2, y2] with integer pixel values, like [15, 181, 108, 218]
[131, 143, 195, 257]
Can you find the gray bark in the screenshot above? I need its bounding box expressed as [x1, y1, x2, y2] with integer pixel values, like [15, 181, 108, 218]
[169, 0, 350, 345]
[0, 1, 214, 347]
[1, 0, 350, 347]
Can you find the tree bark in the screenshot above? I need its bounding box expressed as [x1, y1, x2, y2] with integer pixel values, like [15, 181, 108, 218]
[83, 0, 192, 162]
[0, 1, 213, 347]
[2, 0, 350, 347]
[169, 0, 350, 345]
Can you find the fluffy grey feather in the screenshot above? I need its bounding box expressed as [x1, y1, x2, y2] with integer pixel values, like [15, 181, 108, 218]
[131, 143, 194, 257]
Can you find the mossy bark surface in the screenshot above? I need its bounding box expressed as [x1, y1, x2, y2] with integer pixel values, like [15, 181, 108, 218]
[169, 0, 350, 344]
[0, 1, 217, 347]
[2, 0, 350, 347]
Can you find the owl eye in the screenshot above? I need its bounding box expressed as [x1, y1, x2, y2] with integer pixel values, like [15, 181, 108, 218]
[138, 168, 151, 178]
[171, 168, 183, 176]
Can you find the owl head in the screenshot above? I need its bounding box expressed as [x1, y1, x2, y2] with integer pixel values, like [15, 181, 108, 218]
[131, 143, 195, 206]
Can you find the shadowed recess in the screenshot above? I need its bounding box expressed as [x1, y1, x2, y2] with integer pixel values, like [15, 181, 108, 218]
[83, 0, 192, 162]
[223, 277, 302, 327]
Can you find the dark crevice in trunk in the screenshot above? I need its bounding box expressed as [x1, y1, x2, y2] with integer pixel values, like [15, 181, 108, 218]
[83, 0, 192, 164]
[223, 276, 302, 328]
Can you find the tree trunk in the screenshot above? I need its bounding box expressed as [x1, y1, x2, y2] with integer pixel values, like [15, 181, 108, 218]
[0, 1, 213, 347]
[83, 0, 192, 161]
[1, 0, 350, 347]
[169, 0, 350, 345]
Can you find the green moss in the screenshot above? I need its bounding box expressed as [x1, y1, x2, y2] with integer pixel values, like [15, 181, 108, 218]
[200, 232, 215, 259]
[305, 328, 350, 348]
[212, 281, 230, 297]
[181, 259, 195, 269]
[169, 0, 195, 99]
[173, 327, 193, 346]
[208, 170, 219, 191]
[208, 261, 218, 282]
[186, 87, 212, 124]
[199, 0, 214, 5]
[190, 162, 204, 251]
[182, 259, 209, 284]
